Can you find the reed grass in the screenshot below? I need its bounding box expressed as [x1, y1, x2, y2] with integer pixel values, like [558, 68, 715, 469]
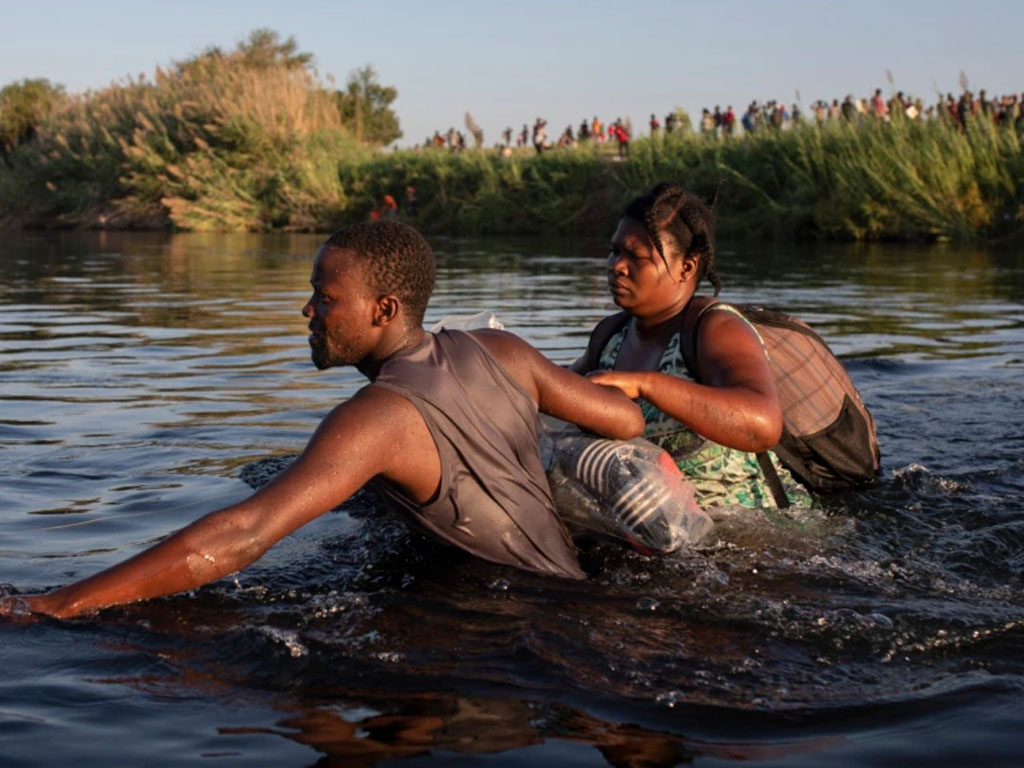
[338, 118, 1024, 241]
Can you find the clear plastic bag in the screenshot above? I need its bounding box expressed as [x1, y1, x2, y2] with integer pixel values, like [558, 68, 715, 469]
[540, 418, 713, 553]
[430, 310, 713, 553]
[429, 310, 504, 333]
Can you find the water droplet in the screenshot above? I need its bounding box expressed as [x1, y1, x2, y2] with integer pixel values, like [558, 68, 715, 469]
[637, 597, 660, 612]
[489, 578, 510, 592]
[656, 690, 685, 708]
[869, 613, 894, 630]
[697, 569, 729, 588]
[261, 627, 308, 658]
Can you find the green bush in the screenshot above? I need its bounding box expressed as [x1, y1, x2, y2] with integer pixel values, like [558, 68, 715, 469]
[0, 32, 366, 230]
[0, 78, 66, 155]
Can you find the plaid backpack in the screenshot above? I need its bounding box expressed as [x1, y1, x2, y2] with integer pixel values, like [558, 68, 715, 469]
[683, 300, 880, 501]
[585, 299, 880, 504]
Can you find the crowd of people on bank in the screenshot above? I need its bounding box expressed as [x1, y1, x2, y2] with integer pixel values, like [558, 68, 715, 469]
[699, 87, 1024, 136]
[426, 115, 636, 157]
[421, 87, 1024, 154]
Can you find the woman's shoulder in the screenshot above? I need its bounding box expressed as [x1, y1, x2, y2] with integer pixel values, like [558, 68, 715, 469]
[684, 295, 726, 325]
[681, 298, 767, 380]
[686, 296, 760, 331]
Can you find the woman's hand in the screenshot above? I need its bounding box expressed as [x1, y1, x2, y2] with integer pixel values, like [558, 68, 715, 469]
[587, 370, 647, 400]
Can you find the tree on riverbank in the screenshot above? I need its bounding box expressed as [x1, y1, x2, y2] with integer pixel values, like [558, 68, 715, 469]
[0, 30, 399, 230]
[0, 78, 65, 155]
[335, 66, 402, 146]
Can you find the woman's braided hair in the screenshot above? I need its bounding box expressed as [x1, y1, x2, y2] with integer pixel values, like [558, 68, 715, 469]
[622, 182, 722, 296]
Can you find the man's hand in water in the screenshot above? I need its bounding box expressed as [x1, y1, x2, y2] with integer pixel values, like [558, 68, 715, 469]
[0, 586, 38, 620]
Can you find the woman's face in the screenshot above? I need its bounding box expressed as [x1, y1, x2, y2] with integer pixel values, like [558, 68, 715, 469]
[607, 217, 692, 316]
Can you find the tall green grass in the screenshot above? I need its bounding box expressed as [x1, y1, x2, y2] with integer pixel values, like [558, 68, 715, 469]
[620, 116, 1024, 240]
[338, 118, 1024, 241]
[337, 143, 617, 234]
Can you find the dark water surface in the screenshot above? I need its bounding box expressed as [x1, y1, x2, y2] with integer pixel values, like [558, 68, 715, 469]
[2, 231, 1023, 766]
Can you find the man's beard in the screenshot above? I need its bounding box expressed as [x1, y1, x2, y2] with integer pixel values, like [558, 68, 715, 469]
[310, 342, 331, 370]
[309, 328, 360, 370]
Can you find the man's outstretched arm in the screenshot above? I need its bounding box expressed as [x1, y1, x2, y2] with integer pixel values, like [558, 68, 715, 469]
[11, 388, 432, 619]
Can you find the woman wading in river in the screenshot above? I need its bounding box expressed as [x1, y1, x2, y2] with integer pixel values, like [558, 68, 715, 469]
[573, 182, 811, 509]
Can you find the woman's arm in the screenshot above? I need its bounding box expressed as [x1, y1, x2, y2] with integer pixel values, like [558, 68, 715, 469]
[473, 330, 645, 440]
[589, 309, 782, 452]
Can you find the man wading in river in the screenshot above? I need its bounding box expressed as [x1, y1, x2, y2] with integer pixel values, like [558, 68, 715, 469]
[1, 222, 644, 620]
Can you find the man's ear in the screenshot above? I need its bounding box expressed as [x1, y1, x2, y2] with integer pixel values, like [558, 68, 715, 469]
[374, 294, 401, 326]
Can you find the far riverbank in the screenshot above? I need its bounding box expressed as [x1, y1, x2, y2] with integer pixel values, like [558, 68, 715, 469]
[3, 116, 1022, 243]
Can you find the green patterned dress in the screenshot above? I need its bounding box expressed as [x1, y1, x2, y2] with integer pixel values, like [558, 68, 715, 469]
[597, 307, 812, 509]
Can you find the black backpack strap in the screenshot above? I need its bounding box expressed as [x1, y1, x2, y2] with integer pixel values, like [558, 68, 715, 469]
[756, 452, 791, 509]
[577, 311, 631, 372]
[678, 297, 721, 383]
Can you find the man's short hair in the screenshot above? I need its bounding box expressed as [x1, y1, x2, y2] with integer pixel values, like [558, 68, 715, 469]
[323, 221, 436, 326]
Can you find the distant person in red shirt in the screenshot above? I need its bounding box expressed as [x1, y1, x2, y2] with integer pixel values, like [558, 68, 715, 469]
[611, 120, 630, 158]
[723, 106, 735, 136]
[872, 88, 888, 120]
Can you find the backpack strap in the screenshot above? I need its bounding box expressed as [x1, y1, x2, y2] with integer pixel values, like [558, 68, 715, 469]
[577, 311, 631, 372]
[679, 299, 791, 510]
[755, 452, 791, 509]
[678, 296, 720, 382]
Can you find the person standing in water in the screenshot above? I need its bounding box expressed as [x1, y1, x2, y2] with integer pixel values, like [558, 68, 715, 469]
[572, 182, 809, 509]
[2, 222, 644, 620]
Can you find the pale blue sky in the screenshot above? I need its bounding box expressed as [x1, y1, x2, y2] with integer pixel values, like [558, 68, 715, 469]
[3, 0, 1022, 146]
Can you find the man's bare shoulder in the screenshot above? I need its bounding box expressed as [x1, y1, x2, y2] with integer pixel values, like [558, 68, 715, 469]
[302, 385, 427, 468]
[320, 383, 421, 431]
[467, 328, 539, 364]
[467, 327, 522, 348]
[299, 382, 439, 504]
[466, 329, 540, 391]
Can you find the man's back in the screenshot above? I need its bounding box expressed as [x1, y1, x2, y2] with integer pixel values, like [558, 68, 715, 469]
[372, 329, 584, 578]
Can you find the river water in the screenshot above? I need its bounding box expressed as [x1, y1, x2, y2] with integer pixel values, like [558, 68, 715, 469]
[1, 231, 1023, 766]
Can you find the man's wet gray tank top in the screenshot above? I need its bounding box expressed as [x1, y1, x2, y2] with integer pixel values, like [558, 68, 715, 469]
[371, 329, 584, 580]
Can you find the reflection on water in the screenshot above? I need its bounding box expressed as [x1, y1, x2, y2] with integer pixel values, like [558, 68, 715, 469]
[2, 231, 1024, 767]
